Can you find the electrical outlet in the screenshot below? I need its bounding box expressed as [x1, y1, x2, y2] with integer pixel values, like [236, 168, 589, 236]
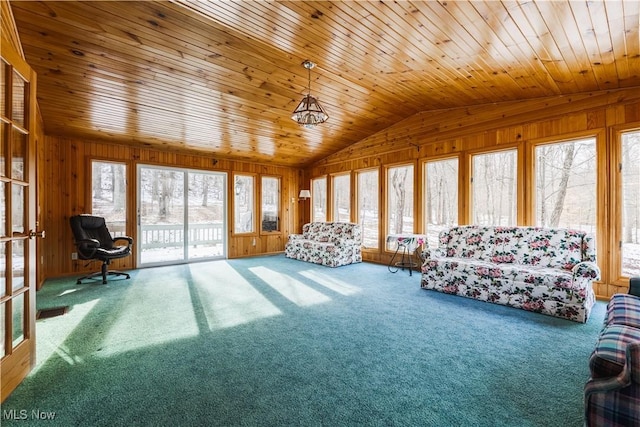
[252, 238, 256, 246]
[71, 252, 78, 260]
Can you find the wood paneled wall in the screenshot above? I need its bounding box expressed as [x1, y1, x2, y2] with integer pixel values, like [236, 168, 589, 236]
[41, 137, 303, 278]
[35, 83, 640, 299]
[305, 88, 640, 299]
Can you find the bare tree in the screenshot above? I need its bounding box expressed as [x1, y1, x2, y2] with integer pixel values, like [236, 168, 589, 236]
[505, 153, 516, 225]
[482, 156, 494, 223]
[623, 136, 640, 243]
[391, 168, 408, 233]
[359, 173, 372, 226]
[113, 164, 125, 212]
[158, 171, 176, 220]
[536, 142, 597, 229]
[202, 175, 209, 207]
[313, 178, 327, 221]
[92, 162, 103, 200]
[537, 146, 549, 224]
[548, 144, 575, 227]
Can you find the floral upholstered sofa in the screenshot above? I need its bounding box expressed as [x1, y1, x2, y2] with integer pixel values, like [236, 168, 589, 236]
[285, 222, 362, 267]
[420, 225, 600, 322]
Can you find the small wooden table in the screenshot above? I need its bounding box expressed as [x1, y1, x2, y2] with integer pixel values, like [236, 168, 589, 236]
[386, 234, 426, 276]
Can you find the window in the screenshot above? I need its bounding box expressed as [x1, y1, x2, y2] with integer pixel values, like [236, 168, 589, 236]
[312, 177, 327, 222]
[332, 173, 350, 222]
[472, 150, 517, 226]
[534, 138, 596, 231]
[234, 174, 254, 233]
[621, 130, 640, 277]
[91, 160, 127, 237]
[261, 176, 280, 232]
[424, 158, 458, 248]
[357, 169, 379, 248]
[387, 164, 414, 250]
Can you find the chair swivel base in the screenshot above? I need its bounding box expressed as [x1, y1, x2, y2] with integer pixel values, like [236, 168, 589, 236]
[77, 269, 130, 285]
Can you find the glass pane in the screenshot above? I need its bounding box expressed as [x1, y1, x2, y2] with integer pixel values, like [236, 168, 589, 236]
[387, 165, 414, 250]
[11, 127, 26, 181]
[357, 170, 379, 249]
[0, 302, 5, 356]
[332, 174, 350, 222]
[0, 182, 6, 236]
[12, 293, 25, 348]
[1, 122, 6, 177]
[622, 131, 640, 277]
[139, 168, 185, 264]
[261, 176, 279, 232]
[0, 242, 6, 297]
[12, 239, 25, 291]
[472, 150, 517, 226]
[312, 177, 327, 222]
[535, 138, 596, 231]
[12, 69, 25, 127]
[234, 175, 254, 233]
[1, 60, 6, 117]
[12, 183, 25, 234]
[188, 172, 225, 259]
[425, 158, 458, 249]
[92, 161, 127, 237]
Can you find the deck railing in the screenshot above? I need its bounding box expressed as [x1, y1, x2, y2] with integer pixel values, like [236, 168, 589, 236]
[107, 222, 224, 249]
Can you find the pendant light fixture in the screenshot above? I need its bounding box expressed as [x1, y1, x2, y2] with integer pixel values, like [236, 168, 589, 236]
[291, 60, 329, 128]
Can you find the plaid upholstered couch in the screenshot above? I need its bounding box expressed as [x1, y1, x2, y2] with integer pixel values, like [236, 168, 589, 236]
[585, 290, 640, 426]
[420, 225, 600, 323]
[285, 222, 362, 267]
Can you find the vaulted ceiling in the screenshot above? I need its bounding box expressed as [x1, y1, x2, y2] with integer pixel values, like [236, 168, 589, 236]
[9, 0, 640, 167]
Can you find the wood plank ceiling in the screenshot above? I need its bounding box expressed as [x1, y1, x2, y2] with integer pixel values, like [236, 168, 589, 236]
[9, 0, 640, 167]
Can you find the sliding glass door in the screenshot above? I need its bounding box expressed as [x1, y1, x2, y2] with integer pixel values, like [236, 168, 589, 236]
[138, 165, 226, 266]
[188, 172, 226, 260]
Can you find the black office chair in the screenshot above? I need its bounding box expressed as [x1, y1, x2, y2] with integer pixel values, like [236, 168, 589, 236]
[69, 215, 133, 284]
[630, 277, 640, 297]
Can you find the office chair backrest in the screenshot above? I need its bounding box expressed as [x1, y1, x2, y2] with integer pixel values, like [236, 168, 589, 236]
[70, 215, 115, 253]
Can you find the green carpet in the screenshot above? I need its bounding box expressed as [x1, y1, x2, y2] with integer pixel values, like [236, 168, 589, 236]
[1, 255, 605, 426]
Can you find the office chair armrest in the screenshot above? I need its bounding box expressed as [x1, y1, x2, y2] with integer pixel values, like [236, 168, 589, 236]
[75, 238, 100, 259]
[114, 236, 133, 246]
[77, 238, 100, 248]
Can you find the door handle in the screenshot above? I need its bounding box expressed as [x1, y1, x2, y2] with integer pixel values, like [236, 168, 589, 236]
[28, 230, 46, 239]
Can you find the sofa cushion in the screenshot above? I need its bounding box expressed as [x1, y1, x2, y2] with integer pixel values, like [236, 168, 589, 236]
[501, 264, 574, 290]
[492, 227, 525, 264]
[507, 228, 583, 270]
[606, 293, 640, 329]
[589, 324, 640, 378]
[439, 226, 589, 269]
[430, 258, 575, 290]
[444, 226, 495, 260]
